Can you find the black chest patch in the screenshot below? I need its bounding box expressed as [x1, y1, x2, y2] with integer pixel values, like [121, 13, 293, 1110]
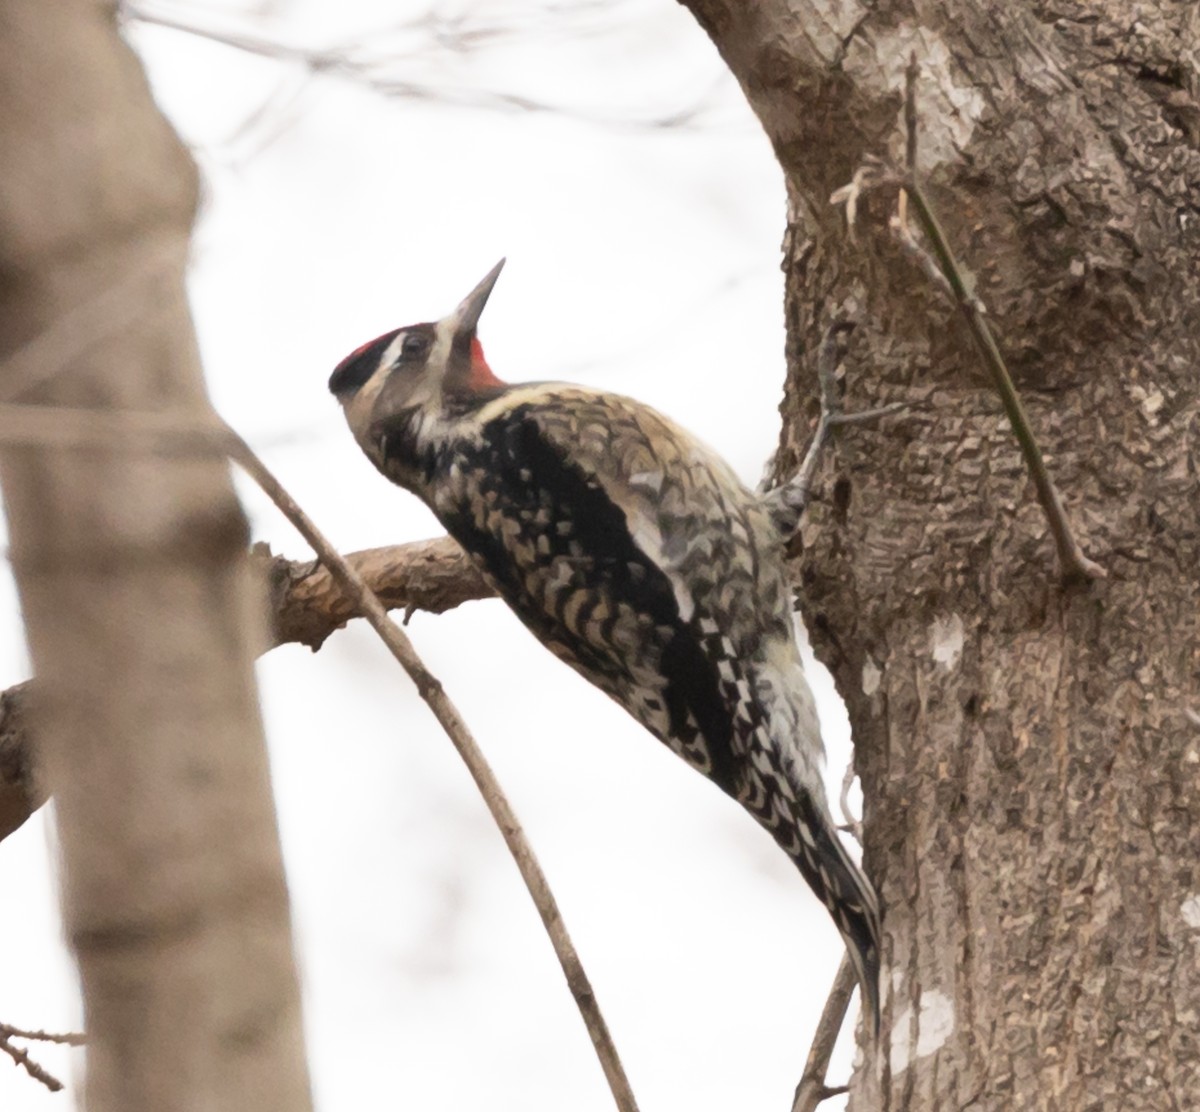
[434, 404, 740, 794]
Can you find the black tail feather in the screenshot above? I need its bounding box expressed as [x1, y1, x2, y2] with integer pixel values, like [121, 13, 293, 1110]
[786, 792, 882, 1036]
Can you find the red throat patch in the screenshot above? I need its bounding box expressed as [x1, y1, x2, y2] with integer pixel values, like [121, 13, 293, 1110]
[468, 337, 503, 389]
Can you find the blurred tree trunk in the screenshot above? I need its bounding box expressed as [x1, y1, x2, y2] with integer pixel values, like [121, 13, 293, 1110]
[0, 3, 312, 1110]
[682, 1, 1200, 1107]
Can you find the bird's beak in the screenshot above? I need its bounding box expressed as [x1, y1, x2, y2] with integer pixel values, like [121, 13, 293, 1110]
[448, 258, 506, 336]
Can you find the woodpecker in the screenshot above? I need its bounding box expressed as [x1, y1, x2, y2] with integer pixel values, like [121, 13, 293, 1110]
[329, 261, 882, 1031]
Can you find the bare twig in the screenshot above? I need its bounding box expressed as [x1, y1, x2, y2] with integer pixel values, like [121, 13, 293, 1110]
[791, 955, 857, 1112]
[0, 1030, 70, 1093]
[226, 431, 640, 1112]
[0, 393, 635, 1106]
[0, 1024, 85, 1046]
[0, 400, 493, 646]
[0, 532, 499, 842]
[0, 1020, 84, 1096]
[899, 57, 1104, 583]
[263, 537, 490, 650]
[124, 3, 725, 133]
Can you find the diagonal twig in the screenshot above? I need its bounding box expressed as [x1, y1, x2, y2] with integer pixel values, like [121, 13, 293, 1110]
[791, 955, 857, 1112]
[225, 429, 640, 1112]
[0, 528, 497, 844]
[0, 1024, 82, 1093]
[123, 3, 724, 133]
[899, 56, 1104, 583]
[0, 397, 633, 1107]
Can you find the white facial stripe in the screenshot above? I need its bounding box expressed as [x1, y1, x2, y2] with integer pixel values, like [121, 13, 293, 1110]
[380, 331, 406, 368]
[429, 318, 455, 387]
[341, 362, 392, 460]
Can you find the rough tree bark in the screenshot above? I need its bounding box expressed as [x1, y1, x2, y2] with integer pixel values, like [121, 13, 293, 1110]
[0, 3, 312, 1110]
[680, 1, 1200, 1108]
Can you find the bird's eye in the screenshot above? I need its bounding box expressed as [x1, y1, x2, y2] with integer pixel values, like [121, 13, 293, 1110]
[400, 333, 430, 361]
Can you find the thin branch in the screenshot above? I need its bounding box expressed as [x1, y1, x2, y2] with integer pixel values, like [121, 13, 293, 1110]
[0, 1024, 85, 1046]
[0, 377, 633, 1102]
[900, 57, 1104, 583]
[225, 431, 640, 1112]
[261, 537, 490, 650]
[123, 3, 727, 133]
[791, 955, 857, 1112]
[0, 531, 499, 843]
[0, 1032, 66, 1093]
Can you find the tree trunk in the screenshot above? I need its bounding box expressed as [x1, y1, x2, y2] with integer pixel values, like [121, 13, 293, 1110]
[0, 3, 312, 1109]
[681, 1, 1200, 1107]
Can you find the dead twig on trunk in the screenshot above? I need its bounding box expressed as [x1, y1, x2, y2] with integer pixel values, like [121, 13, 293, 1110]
[828, 61, 1105, 584]
[900, 57, 1102, 583]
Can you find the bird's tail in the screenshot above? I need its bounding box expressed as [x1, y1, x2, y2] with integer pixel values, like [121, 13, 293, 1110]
[781, 791, 882, 1036]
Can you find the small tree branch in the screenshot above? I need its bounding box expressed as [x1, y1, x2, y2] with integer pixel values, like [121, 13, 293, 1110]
[791, 955, 857, 1112]
[0, 1023, 85, 1046]
[0, 1031, 66, 1093]
[0, 407, 634, 1104]
[122, 3, 720, 133]
[0, 1021, 86, 1093]
[226, 431, 640, 1112]
[899, 57, 1104, 584]
[0, 532, 497, 842]
[261, 537, 489, 650]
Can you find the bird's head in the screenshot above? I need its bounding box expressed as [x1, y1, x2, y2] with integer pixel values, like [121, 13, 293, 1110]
[329, 260, 508, 468]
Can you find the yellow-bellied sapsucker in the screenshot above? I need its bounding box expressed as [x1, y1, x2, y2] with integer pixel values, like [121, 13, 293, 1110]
[329, 261, 881, 1029]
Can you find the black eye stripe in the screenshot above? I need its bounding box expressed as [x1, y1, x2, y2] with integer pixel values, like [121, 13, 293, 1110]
[329, 322, 438, 397]
[328, 329, 400, 397]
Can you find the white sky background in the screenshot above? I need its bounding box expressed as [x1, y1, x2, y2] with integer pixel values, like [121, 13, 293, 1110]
[0, 1, 866, 1109]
